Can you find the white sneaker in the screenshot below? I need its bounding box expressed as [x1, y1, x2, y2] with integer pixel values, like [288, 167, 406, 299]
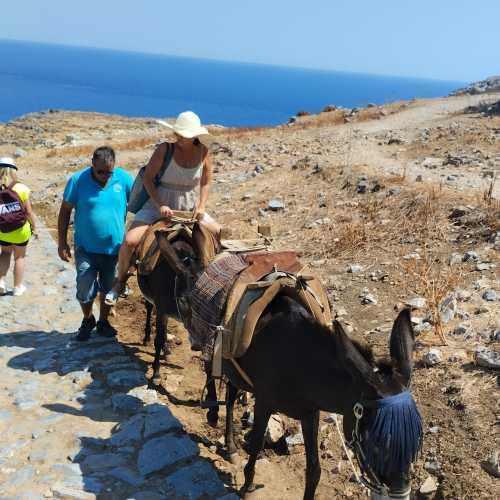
[104, 289, 119, 306]
[0, 279, 6, 295]
[13, 284, 27, 296]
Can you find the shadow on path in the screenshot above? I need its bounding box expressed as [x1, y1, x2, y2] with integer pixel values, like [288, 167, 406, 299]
[0, 329, 236, 499]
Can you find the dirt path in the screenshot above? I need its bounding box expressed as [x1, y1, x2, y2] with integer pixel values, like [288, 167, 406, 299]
[0, 221, 237, 499]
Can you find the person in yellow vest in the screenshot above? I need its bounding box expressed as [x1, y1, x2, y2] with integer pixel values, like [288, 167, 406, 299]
[0, 157, 37, 296]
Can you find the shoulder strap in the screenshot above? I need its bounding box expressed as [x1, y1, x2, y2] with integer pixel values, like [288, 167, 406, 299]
[158, 142, 174, 178]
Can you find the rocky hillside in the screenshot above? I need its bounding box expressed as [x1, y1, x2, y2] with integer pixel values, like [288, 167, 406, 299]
[451, 75, 500, 95]
[0, 91, 499, 499]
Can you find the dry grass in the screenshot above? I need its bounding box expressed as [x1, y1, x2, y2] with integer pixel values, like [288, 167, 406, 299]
[315, 184, 452, 258]
[210, 126, 272, 140]
[401, 252, 463, 344]
[392, 186, 449, 243]
[45, 136, 160, 158]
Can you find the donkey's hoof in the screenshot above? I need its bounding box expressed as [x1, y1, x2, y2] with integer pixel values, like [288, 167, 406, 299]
[151, 375, 162, 386]
[240, 485, 258, 499]
[206, 411, 219, 428]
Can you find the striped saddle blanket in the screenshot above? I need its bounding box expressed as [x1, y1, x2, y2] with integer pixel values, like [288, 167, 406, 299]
[189, 253, 248, 360]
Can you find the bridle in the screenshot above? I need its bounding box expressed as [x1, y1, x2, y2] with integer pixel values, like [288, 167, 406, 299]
[345, 402, 412, 498]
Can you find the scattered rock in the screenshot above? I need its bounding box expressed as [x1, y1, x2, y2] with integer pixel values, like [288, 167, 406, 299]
[475, 347, 500, 369]
[14, 147, 27, 157]
[419, 476, 438, 495]
[423, 349, 442, 366]
[406, 297, 427, 309]
[265, 415, 285, 444]
[482, 289, 497, 301]
[481, 450, 500, 478]
[65, 133, 80, 144]
[414, 322, 432, 334]
[422, 157, 443, 169]
[359, 289, 377, 305]
[403, 252, 421, 260]
[323, 105, 337, 112]
[424, 461, 442, 474]
[347, 264, 363, 273]
[463, 250, 479, 262]
[476, 262, 492, 271]
[285, 433, 305, 447]
[268, 199, 285, 211]
[448, 253, 463, 266]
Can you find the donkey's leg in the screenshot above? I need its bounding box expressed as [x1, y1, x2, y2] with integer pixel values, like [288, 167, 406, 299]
[301, 410, 321, 500]
[152, 308, 167, 385]
[143, 300, 153, 345]
[241, 399, 271, 497]
[204, 362, 219, 427]
[225, 382, 239, 462]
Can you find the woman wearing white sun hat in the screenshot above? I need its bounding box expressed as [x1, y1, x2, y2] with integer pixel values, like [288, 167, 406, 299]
[105, 111, 221, 305]
[0, 157, 37, 296]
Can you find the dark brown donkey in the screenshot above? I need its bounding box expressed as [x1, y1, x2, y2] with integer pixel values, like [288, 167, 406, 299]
[137, 222, 221, 424]
[222, 301, 422, 500]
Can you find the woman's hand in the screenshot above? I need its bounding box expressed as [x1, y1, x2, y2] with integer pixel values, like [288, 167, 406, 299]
[193, 206, 205, 221]
[159, 205, 173, 218]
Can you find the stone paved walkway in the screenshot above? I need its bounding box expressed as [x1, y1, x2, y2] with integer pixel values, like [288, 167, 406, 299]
[0, 222, 236, 499]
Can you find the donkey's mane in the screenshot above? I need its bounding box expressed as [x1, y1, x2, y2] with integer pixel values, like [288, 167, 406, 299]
[301, 313, 375, 366]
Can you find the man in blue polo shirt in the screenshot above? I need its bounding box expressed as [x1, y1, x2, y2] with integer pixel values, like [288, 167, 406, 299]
[58, 146, 133, 341]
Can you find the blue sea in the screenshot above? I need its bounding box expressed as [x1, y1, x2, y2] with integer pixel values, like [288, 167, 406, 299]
[0, 39, 463, 127]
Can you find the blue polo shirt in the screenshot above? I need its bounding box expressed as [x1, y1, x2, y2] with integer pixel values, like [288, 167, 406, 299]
[63, 167, 133, 255]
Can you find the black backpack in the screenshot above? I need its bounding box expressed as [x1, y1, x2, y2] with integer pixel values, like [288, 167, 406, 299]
[0, 183, 28, 233]
[128, 143, 174, 214]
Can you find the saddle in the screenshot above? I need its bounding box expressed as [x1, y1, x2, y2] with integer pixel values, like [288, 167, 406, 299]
[136, 211, 219, 275]
[210, 251, 332, 383]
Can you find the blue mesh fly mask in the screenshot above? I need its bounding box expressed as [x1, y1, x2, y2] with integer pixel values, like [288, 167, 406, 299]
[348, 390, 423, 498]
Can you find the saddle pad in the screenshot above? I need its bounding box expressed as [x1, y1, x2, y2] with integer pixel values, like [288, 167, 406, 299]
[189, 253, 248, 360]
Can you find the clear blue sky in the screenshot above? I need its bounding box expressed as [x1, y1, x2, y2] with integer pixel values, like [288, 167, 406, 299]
[2, 0, 499, 82]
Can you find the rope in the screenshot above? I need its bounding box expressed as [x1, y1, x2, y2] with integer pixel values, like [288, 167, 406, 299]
[333, 414, 363, 486]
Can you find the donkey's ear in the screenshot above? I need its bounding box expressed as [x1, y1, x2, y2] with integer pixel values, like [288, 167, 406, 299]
[333, 321, 379, 388]
[389, 308, 415, 387]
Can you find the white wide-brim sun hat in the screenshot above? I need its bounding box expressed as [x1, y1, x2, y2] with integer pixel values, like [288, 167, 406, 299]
[157, 111, 209, 138]
[0, 157, 17, 170]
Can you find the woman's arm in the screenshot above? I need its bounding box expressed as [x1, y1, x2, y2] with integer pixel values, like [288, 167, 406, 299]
[24, 198, 37, 236]
[195, 149, 213, 216]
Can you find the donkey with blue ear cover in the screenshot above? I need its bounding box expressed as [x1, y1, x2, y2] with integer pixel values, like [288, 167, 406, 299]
[222, 303, 422, 500]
